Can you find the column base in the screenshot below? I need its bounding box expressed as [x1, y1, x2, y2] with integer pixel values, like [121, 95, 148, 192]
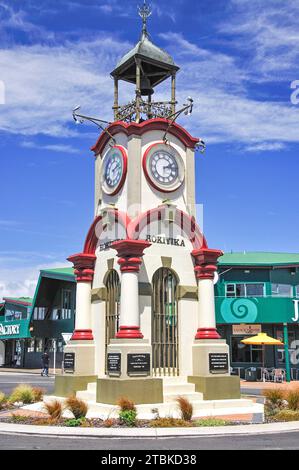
[116, 326, 143, 339]
[71, 329, 94, 341]
[62, 341, 95, 376]
[188, 375, 241, 400]
[54, 374, 97, 398]
[97, 377, 163, 405]
[195, 327, 221, 340]
[107, 339, 152, 379]
[192, 338, 230, 376]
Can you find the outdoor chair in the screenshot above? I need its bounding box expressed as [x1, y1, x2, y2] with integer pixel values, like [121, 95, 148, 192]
[273, 368, 285, 383]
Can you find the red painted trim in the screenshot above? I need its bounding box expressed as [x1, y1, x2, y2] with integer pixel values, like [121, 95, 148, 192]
[192, 247, 223, 264]
[67, 253, 96, 282]
[102, 145, 128, 196]
[142, 141, 184, 194]
[71, 329, 94, 341]
[127, 206, 207, 250]
[111, 239, 151, 273]
[83, 209, 130, 255]
[91, 118, 200, 156]
[195, 328, 221, 340]
[116, 326, 144, 339]
[194, 264, 217, 280]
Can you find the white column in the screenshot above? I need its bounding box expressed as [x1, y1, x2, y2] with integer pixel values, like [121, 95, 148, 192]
[197, 278, 217, 330]
[119, 272, 139, 328]
[75, 282, 92, 331]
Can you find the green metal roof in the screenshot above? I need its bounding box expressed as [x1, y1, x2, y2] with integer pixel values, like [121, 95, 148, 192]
[41, 267, 74, 276]
[3, 297, 32, 305]
[218, 252, 299, 267]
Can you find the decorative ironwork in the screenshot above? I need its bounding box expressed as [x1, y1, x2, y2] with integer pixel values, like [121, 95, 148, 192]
[138, 1, 152, 37]
[115, 99, 173, 123]
[152, 268, 179, 377]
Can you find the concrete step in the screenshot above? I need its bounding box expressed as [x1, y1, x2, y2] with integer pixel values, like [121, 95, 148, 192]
[163, 382, 195, 394]
[87, 382, 97, 392]
[76, 390, 96, 401]
[163, 392, 203, 403]
[161, 376, 188, 384]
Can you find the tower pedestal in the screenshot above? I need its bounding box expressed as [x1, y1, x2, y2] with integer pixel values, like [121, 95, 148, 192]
[188, 339, 240, 400]
[97, 338, 163, 404]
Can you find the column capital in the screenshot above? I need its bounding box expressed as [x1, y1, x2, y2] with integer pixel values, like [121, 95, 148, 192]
[192, 247, 223, 280]
[111, 239, 151, 272]
[67, 253, 96, 283]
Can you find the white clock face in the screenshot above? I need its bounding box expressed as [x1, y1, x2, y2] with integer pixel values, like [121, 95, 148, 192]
[144, 144, 184, 192]
[102, 146, 127, 195]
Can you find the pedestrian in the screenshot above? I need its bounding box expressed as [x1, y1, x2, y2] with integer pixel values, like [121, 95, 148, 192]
[41, 348, 49, 377]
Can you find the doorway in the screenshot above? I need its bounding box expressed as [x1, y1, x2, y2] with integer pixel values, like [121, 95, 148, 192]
[152, 268, 179, 376]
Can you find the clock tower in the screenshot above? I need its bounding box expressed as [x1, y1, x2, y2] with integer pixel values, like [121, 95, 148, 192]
[55, 2, 241, 408]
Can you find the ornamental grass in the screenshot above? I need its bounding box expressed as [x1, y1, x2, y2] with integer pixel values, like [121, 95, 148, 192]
[150, 417, 192, 428]
[43, 400, 63, 421]
[116, 396, 136, 412]
[176, 396, 193, 422]
[9, 384, 35, 404]
[0, 392, 7, 409]
[285, 387, 299, 411]
[65, 395, 88, 419]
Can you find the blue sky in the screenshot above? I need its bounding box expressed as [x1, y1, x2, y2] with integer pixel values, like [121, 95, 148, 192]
[0, 0, 299, 298]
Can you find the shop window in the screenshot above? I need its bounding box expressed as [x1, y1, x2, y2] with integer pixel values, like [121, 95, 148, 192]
[61, 290, 72, 320]
[271, 284, 292, 297]
[296, 286, 299, 297]
[225, 283, 264, 298]
[35, 338, 43, 353]
[26, 339, 35, 353]
[231, 336, 263, 363]
[33, 308, 46, 320]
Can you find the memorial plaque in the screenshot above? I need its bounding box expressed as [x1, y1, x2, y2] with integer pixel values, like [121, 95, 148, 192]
[209, 353, 229, 374]
[107, 353, 121, 375]
[63, 352, 75, 373]
[127, 353, 150, 375]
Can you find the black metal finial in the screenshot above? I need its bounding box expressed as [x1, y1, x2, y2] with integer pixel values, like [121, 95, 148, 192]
[138, 1, 152, 38]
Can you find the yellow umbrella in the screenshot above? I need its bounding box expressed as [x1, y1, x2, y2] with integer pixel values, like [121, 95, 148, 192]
[241, 333, 284, 381]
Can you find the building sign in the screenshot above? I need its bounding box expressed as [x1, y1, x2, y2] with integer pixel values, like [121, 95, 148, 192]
[217, 297, 299, 325]
[99, 236, 186, 251]
[232, 324, 262, 335]
[63, 352, 75, 373]
[209, 353, 229, 374]
[107, 353, 121, 375]
[0, 323, 20, 337]
[127, 353, 150, 375]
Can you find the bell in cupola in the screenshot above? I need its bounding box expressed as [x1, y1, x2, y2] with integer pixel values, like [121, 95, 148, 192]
[140, 77, 154, 96]
[110, 1, 179, 123]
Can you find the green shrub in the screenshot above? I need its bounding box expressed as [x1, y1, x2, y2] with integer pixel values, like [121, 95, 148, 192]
[119, 409, 137, 427]
[274, 410, 299, 422]
[176, 396, 193, 422]
[0, 392, 7, 409]
[9, 385, 35, 404]
[44, 400, 63, 421]
[65, 396, 88, 419]
[285, 388, 299, 411]
[195, 418, 230, 427]
[11, 413, 30, 423]
[64, 417, 86, 427]
[151, 418, 192, 428]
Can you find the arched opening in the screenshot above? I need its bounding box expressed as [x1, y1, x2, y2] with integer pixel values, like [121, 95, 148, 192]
[104, 270, 120, 370]
[152, 268, 179, 376]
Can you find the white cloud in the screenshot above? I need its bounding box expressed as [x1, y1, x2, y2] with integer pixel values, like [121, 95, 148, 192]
[0, 261, 71, 300]
[20, 141, 80, 154]
[244, 142, 287, 152]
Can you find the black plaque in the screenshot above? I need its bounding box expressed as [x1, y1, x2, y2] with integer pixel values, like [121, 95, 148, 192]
[63, 352, 75, 373]
[209, 353, 229, 374]
[107, 353, 121, 375]
[127, 353, 150, 375]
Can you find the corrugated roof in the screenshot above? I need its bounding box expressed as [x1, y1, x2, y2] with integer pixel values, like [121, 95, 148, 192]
[40, 267, 74, 276]
[3, 297, 33, 305]
[218, 252, 299, 267]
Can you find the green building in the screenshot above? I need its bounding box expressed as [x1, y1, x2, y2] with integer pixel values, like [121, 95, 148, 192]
[215, 252, 299, 380]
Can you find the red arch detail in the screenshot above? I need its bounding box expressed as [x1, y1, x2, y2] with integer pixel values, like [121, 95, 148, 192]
[83, 209, 130, 255]
[127, 206, 207, 250]
[91, 118, 200, 156]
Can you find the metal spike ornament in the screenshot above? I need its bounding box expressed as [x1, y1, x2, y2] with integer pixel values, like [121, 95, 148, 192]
[138, 0, 152, 37]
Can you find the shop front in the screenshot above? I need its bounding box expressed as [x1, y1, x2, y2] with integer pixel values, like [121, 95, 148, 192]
[0, 298, 32, 368]
[216, 290, 299, 380]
